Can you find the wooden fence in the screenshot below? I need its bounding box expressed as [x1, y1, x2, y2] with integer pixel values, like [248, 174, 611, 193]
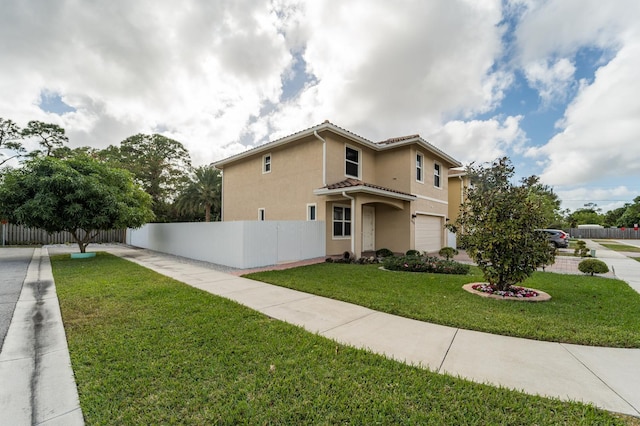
[569, 228, 640, 240]
[1, 223, 126, 246]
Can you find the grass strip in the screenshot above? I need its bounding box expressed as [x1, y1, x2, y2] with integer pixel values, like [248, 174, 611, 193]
[596, 243, 640, 253]
[52, 253, 631, 425]
[246, 263, 640, 348]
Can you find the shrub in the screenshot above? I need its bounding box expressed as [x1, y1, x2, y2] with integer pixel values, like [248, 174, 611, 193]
[405, 249, 420, 257]
[574, 240, 590, 257]
[383, 255, 470, 275]
[375, 248, 394, 258]
[438, 247, 459, 260]
[578, 259, 609, 276]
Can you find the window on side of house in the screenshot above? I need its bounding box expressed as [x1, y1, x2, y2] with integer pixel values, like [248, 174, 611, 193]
[307, 204, 317, 221]
[262, 154, 271, 174]
[345, 146, 360, 178]
[416, 153, 424, 183]
[332, 205, 351, 237]
[258, 208, 265, 221]
[434, 162, 442, 188]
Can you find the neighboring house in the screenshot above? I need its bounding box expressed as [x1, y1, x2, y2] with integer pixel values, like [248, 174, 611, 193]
[213, 121, 462, 258]
[447, 168, 469, 229]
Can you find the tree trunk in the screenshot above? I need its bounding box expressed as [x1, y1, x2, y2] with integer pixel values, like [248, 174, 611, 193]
[205, 203, 211, 222]
[71, 229, 97, 253]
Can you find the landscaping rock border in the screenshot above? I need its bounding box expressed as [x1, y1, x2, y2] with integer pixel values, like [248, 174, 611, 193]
[462, 283, 551, 302]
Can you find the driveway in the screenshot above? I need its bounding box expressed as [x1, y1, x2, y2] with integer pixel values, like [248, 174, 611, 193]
[0, 248, 34, 351]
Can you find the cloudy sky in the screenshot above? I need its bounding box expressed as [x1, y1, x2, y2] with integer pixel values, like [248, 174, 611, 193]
[1, 0, 639, 212]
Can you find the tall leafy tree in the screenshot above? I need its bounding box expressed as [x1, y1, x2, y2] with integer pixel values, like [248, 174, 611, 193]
[21, 120, 69, 156]
[102, 134, 192, 221]
[566, 206, 603, 227]
[449, 157, 554, 291]
[0, 117, 25, 166]
[521, 175, 562, 227]
[174, 166, 222, 222]
[603, 206, 627, 228]
[0, 156, 154, 252]
[618, 196, 640, 227]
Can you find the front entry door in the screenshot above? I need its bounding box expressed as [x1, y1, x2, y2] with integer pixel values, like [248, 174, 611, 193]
[362, 205, 375, 252]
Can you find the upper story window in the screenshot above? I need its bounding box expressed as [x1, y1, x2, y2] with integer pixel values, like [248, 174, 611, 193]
[434, 162, 442, 188]
[416, 153, 424, 183]
[262, 154, 271, 173]
[345, 146, 360, 178]
[258, 208, 265, 221]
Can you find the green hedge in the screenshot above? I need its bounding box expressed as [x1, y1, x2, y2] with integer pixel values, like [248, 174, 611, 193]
[383, 255, 470, 275]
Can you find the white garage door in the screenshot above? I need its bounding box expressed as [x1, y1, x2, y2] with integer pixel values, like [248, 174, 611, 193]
[415, 215, 442, 253]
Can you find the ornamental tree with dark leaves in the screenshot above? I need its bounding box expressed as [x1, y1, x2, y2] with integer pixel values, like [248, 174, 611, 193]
[0, 156, 154, 253]
[448, 157, 554, 291]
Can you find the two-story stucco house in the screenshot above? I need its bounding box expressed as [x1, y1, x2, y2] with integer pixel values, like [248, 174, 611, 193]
[213, 121, 462, 258]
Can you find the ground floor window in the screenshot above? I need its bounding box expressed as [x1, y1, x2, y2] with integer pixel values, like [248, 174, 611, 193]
[333, 205, 351, 237]
[307, 204, 316, 221]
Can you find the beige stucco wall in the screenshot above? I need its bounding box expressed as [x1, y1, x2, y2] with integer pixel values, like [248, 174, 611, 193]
[374, 202, 411, 254]
[374, 147, 412, 193]
[323, 132, 377, 184]
[222, 135, 325, 221]
[447, 175, 465, 224]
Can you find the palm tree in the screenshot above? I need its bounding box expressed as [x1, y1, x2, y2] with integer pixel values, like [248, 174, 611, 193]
[174, 166, 221, 222]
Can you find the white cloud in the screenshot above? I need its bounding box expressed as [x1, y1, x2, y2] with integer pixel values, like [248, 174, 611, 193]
[514, 0, 640, 62]
[555, 186, 635, 212]
[253, 0, 509, 143]
[526, 39, 640, 186]
[523, 58, 576, 104]
[428, 115, 526, 165]
[0, 0, 293, 164]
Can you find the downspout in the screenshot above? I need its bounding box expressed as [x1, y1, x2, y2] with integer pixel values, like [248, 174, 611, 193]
[220, 170, 225, 221]
[458, 175, 464, 234]
[313, 130, 326, 186]
[342, 191, 356, 254]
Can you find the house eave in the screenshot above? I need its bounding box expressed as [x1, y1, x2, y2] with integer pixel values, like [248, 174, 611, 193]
[313, 186, 417, 202]
[212, 121, 462, 169]
[379, 138, 462, 168]
[213, 122, 376, 169]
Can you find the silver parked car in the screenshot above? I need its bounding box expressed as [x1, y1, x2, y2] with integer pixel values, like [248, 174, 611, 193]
[538, 229, 569, 248]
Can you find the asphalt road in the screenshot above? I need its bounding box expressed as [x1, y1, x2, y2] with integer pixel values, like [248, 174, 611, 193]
[0, 248, 33, 351]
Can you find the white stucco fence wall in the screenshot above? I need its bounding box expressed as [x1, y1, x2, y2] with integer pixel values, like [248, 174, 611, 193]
[126, 221, 326, 269]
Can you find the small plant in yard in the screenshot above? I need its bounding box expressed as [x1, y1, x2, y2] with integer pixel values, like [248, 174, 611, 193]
[405, 249, 420, 256]
[574, 240, 590, 257]
[375, 248, 394, 258]
[438, 246, 459, 260]
[471, 283, 539, 298]
[578, 258, 609, 276]
[383, 255, 470, 275]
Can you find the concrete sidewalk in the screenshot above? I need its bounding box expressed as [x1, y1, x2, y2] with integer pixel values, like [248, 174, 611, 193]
[2, 242, 640, 422]
[0, 248, 83, 425]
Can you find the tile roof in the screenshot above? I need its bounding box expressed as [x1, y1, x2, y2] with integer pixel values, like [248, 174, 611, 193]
[377, 134, 420, 145]
[323, 178, 414, 197]
[213, 120, 462, 168]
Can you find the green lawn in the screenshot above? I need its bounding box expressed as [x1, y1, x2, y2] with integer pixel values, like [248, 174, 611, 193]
[51, 253, 633, 425]
[246, 263, 640, 348]
[596, 243, 640, 253]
